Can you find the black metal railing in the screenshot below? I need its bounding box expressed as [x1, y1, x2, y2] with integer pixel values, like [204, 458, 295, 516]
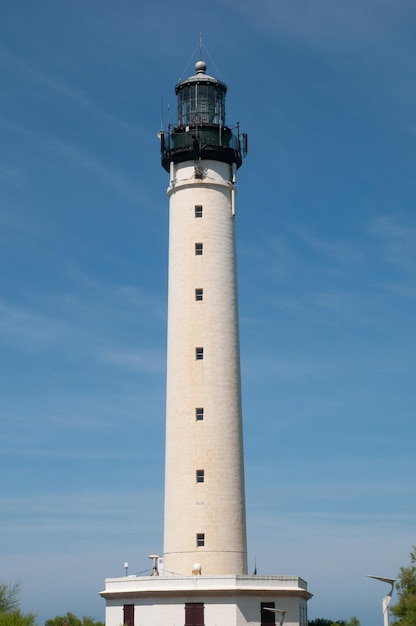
[162, 126, 239, 151]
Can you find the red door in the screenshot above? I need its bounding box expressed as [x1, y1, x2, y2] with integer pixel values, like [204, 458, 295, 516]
[185, 602, 204, 626]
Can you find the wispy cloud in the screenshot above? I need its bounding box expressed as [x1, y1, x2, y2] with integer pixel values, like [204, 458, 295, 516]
[240, 233, 296, 283]
[313, 289, 368, 322]
[222, 0, 414, 59]
[0, 446, 125, 460]
[0, 300, 74, 350]
[0, 278, 165, 365]
[0, 204, 44, 238]
[0, 45, 144, 137]
[242, 353, 331, 381]
[0, 111, 159, 211]
[295, 229, 363, 268]
[380, 282, 416, 299]
[0, 164, 28, 189]
[47, 138, 156, 207]
[0, 489, 163, 545]
[101, 349, 164, 372]
[369, 215, 416, 272]
[0, 112, 39, 139]
[248, 509, 416, 533]
[118, 285, 165, 319]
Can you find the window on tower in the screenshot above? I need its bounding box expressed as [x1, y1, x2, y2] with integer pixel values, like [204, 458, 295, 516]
[196, 469, 205, 483]
[195, 242, 203, 255]
[195, 288, 203, 301]
[195, 407, 204, 421]
[195, 205, 203, 218]
[196, 533, 205, 547]
[195, 347, 204, 360]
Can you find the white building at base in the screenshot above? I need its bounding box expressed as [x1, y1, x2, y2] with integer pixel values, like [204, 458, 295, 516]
[102, 575, 310, 626]
[100, 57, 312, 626]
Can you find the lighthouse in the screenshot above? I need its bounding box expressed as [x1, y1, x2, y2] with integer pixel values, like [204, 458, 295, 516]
[161, 58, 247, 577]
[101, 55, 311, 626]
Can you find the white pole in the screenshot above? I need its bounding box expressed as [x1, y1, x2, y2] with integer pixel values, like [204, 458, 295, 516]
[367, 575, 396, 626]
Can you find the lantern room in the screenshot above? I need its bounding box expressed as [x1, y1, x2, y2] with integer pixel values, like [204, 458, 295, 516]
[175, 60, 226, 127]
[159, 60, 247, 172]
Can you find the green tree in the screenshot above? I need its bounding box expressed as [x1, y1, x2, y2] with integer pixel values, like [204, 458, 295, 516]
[0, 581, 36, 626]
[309, 618, 360, 626]
[0, 583, 21, 614]
[309, 620, 334, 626]
[392, 546, 416, 626]
[0, 610, 36, 626]
[45, 613, 80, 626]
[44, 613, 104, 626]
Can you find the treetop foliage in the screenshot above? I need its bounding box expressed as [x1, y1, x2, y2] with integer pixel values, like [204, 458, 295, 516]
[45, 613, 104, 626]
[0, 583, 21, 615]
[391, 546, 416, 626]
[1, 582, 104, 626]
[0, 611, 37, 626]
[0, 582, 36, 626]
[309, 617, 361, 626]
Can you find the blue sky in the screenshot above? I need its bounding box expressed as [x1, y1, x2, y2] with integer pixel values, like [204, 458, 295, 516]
[1, 1, 415, 625]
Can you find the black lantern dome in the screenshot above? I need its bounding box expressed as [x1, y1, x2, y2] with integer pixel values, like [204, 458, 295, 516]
[160, 60, 247, 172]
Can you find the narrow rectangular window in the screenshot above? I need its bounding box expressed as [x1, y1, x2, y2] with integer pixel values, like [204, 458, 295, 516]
[195, 205, 203, 218]
[196, 469, 205, 483]
[195, 242, 203, 255]
[196, 533, 205, 547]
[195, 407, 204, 421]
[123, 605, 134, 626]
[195, 288, 203, 301]
[195, 347, 204, 360]
[185, 603, 204, 626]
[261, 602, 276, 626]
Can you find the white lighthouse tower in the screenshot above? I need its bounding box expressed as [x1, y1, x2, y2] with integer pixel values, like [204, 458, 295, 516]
[162, 58, 247, 577]
[101, 56, 312, 626]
